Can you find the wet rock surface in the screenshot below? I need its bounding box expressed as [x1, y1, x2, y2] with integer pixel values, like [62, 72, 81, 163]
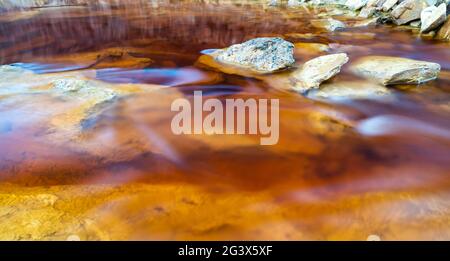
[308, 80, 391, 99]
[214, 37, 295, 73]
[351, 56, 441, 85]
[291, 53, 349, 92]
[421, 3, 447, 33]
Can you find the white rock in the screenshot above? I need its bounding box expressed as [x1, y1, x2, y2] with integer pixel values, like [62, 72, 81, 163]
[382, 0, 398, 11]
[421, 3, 447, 33]
[351, 56, 441, 85]
[346, 0, 369, 10]
[291, 53, 349, 92]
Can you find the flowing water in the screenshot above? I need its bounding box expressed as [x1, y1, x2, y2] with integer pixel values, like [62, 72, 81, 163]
[0, 1, 449, 240]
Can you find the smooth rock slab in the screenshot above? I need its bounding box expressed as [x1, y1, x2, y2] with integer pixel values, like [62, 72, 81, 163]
[215, 37, 295, 73]
[421, 3, 447, 33]
[291, 53, 349, 92]
[351, 56, 441, 85]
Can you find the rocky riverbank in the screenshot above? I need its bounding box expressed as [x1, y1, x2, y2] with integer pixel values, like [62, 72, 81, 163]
[282, 0, 450, 41]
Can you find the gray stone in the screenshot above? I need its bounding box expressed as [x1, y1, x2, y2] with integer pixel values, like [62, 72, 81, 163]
[291, 53, 349, 92]
[215, 37, 295, 73]
[391, 0, 428, 25]
[351, 56, 441, 85]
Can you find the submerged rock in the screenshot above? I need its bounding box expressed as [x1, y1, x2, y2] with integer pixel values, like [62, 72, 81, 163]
[420, 3, 447, 33]
[291, 53, 349, 93]
[391, 0, 428, 25]
[308, 80, 391, 99]
[52, 78, 117, 104]
[311, 18, 346, 31]
[214, 37, 295, 73]
[351, 56, 441, 85]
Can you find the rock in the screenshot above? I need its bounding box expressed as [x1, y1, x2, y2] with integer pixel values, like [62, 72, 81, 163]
[351, 56, 441, 85]
[308, 80, 391, 99]
[291, 53, 349, 93]
[288, 0, 305, 6]
[52, 78, 117, 104]
[391, 0, 428, 25]
[420, 3, 447, 33]
[214, 37, 295, 73]
[437, 17, 450, 40]
[359, 6, 377, 18]
[367, 0, 387, 8]
[382, 0, 398, 12]
[353, 17, 382, 27]
[311, 18, 346, 31]
[410, 20, 422, 27]
[345, 0, 369, 10]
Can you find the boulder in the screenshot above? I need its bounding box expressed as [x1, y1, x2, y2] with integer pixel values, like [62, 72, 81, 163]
[214, 37, 295, 73]
[350, 56, 441, 85]
[291, 53, 349, 93]
[420, 3, 447, 33]
[391, 0, 428, 25]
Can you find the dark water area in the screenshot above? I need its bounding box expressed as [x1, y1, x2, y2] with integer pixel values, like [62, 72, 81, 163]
[0, 1, 449, 240]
